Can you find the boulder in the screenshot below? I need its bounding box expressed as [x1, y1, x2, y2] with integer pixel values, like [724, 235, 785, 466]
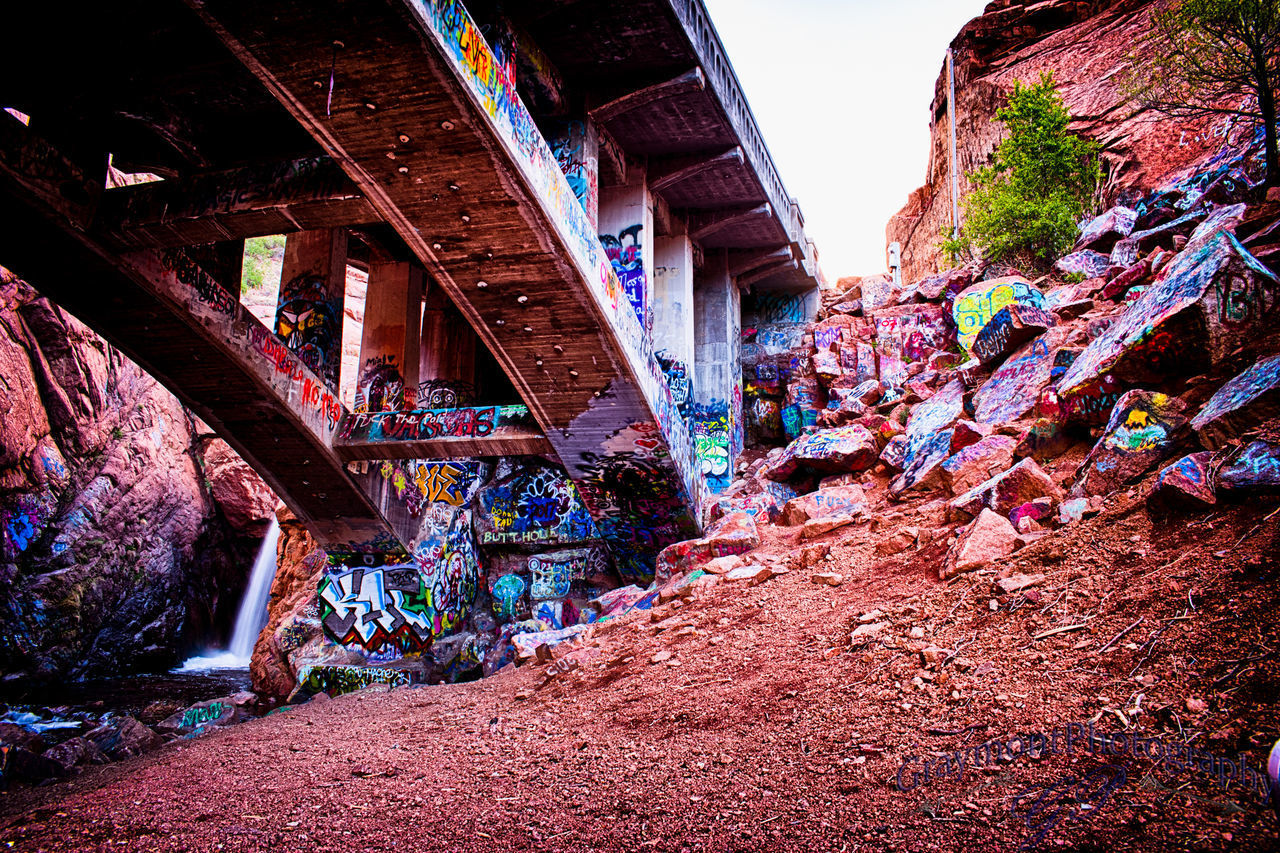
[1074, 390, 1188, 497]
[292, 664, 411, 699]
[880, 434, 908, 470]
[83, 716, 162, 760]
[654, 512, 760, 580]
[971, 304, 1056, 366]
[790, 425, 880, 474]
[0, 722, 45, 753]
[1189, 355, 1280, 450]
[942, 509, 1019, 580]
[40, 736, 108, 773]
[952, 277, 1047, 354]
[972, 328, 1073, 425]
[1099, 259, 1150, 301]
[893, 378, 966, 494]
[1076, 206, 1138, 252]
[1054, 250, 1111, 279]
[1150, 451, 1217, 508]
[951, 458, 1064, 520]
[941, 435, 1019, 495]
[779, 484, 867, 526]
[1217, 441, 1280, 494]
[1057, 231, 1280, 399]
[201, 439, 278, 534]
[1009, 496, 1056, 529]
[951, 420, 993, 453]
[156, 696, 241, 735]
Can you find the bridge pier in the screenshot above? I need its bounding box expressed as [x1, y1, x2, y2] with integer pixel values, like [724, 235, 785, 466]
[276, 229, 348, 391]
[357, 260, 423, 413]
[694, 251, 743, 494]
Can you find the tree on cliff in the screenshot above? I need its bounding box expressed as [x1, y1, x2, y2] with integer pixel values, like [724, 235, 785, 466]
[943, 73, 1102, 269]
[1127, 0, 1280, 189]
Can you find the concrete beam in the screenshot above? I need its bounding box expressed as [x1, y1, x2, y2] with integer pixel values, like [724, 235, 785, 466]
[649, 147, 743, 194]
[98, 156, 380, 250]
[590, 68, 705, 125]
[333, 405, 552, 461]
[691, 203, 771, 242]
[729, 246, 792, 278]
[739, 258, 800, 289]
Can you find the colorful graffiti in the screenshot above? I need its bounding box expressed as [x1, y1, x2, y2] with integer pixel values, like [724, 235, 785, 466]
[551, 119, 598, 228]
[275, 274, 342, 389]
[319, 565, 438, 652]
[655, 351, 693, 421]
[338, 405, 534, 443]
[491, 573, 526, 620]
[751, 292, 806, 324]
[295, 664, 409, 697]
[475, 461, 597, 546]
[376, 459, 486, 515]
[2, 492, 57, 561]
[180, 702, 228, 730]
[952, 278, 1046, 354]
[693, 402, 733, 493]
[601, 224, 647, 329]
[354, 354, 405, 414]
[415, 379, 475, 409]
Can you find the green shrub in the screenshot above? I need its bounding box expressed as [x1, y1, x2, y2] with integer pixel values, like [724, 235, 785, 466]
[944, 73, 1102, 271]
[241, 234, 286, 294]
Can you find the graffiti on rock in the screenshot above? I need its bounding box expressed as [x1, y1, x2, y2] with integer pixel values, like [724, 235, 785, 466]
[319, 565, 438, 652]
[296, 664, 409, 698]
[492, 573, 526, 620]
[475, 462, 596, 546]
[180, 702, 228, 730]
[952, 278, 1046, 354]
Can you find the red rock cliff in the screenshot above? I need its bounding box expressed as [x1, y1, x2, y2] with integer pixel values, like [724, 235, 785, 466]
[887, 0, 1245, 282]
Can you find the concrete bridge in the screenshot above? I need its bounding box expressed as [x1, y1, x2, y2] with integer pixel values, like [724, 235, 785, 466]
[0, 0, 820, 591]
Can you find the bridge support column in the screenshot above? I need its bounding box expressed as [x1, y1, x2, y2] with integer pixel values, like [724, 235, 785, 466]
[418, 281, 477, 408]
[276, 228, 348, 390]
[186, 240, 245, 296]
[653, 233, 695, 420]
[356, 261, 422, 412]
[693, 251, 742, 494]
[599, 171, 653, 333]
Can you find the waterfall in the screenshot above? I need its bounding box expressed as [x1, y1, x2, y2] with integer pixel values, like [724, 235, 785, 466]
[174, 516, 281, 672]
[229, 515, 281, 659]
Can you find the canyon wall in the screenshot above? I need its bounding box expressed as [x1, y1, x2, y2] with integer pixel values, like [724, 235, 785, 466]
[887, 0, 1247, 282]
[0, 268, 277, 682]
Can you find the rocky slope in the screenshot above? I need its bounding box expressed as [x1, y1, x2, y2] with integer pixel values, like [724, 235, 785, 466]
[0, 268, 278, 682]
[887, 0, 1256, 282]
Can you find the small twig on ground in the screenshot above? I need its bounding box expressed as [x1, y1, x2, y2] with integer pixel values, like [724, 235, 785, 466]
[1032, 622, 1089, 641]
[925, 723, 989, 737]
[1096, 617, 1144, 654]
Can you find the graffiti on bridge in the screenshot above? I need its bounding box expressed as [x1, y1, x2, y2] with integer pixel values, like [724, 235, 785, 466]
[354, 354, 406, 414]
[600, 224, 647, 330]
[275, 274, 342, 389]
[338, 405, 535, 443]
[475, 461, 597, 546]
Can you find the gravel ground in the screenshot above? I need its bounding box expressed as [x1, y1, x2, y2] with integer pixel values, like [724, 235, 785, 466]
[2, 488, 1278, 853]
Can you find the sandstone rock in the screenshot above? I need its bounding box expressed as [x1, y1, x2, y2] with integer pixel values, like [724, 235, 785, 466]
[941, 435, 1019, 495]
[951, 458, 1064, 521]
[1076, 206, 1138, 252]
[973, 328, 1072, 425]
[892, 378, 966, 495]
[810, 572, 843, 586]
[952, 277, 1047, 354]
[156, 696, 240, 735]
[790, 425, 879, 474]
[1190, 355, 1280, 450]
[801, 514, 859, 539]
[1150, 451, 1217, 508]
[950, 420, 993, 453]
[1099, 259, 1150, 301]
[201, 438, 278, 534]
[1009, 497, 1056, 529]
[943, 509, 1019, 579]
[875, 528, 917, 556]
[879, 434, 908, 470]
[971, 304, 1056, 367]
[726, 564, 772, 584]
[850, 621, 890, 642]
[84, 716, 162, 760]
[1217, 441, 1280, 494]
[1, 745, 65, 783]
[996, 573, 1046, 595]
[0, 722, 45, 753]
[1058, 232, 1280, 399]
[1054, 250, 1111, 280]
[701, 555, 743, 575]
[655, 512, 760, 580]
[779, 484, 866, 526]
[40, 736, 108, 773]
[1075, 390, 1188, 497]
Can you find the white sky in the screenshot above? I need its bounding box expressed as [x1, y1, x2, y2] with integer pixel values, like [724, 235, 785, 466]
[703, 0, 991, 279]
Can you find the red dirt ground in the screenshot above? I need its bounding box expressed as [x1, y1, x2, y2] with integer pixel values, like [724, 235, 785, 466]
[2, 487, 1278, 853]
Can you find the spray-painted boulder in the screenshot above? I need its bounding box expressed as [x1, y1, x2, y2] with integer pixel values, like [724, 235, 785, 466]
[1190, 355, 1280, 450]
[779, 484, 867, 527]
[292, 664, 409, 700]
[156, 696, 248, 736]
[1150, 451, 1217, 508]
[1076, 206, 1138, 252]
[972, 328, 1072, 425]
[1217, 441, 1280, 494]
[952, 277, 1047, 354]
[872, 304, 951, 388]
[1058, 231, 1280, 399]
[941, 435, 1019, 495]
[1074, 391, 1188, 497]
[654, 511, 759, 581]
[880, 433, 908, 470]
[971, 304, 1056, 366]
[891, 378, 966, 494]
[1054, 250, 1111, 280]
[950, 458, 1063, 521]
[790, 425, 880, 474]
